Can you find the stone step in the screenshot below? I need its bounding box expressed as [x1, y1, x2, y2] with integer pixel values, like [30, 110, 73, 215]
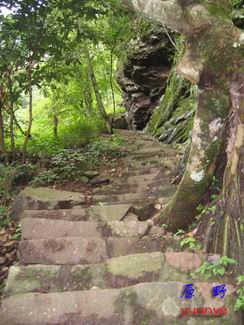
[93, 173, 160, 195]
[18, 236, 166, 265]
[5, 252, 202, 296]
[21, 204, 132, 222]
[0, 282, 238, 324]
[131, 146, 178, 157]
[128, 148, 165, 159]
[21, 219, 149, 240]
[93, 184, 177, 205]
[126, 157, 175, 170]
[11, 187, 89, 220]
[93, 181, 176, 199]
[122, 165, 164, 177]
[19, 237, 108, 265]
[92, 192, 152, 204]
[126, 143, 165, 151]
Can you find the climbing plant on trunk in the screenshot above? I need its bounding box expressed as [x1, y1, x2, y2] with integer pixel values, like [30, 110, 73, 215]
[122, 0, 244, 270]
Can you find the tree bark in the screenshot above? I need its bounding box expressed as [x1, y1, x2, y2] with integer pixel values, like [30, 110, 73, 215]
[83, 45, 112, 133]
[22, 66, 33, 164]
[52, 105, 59, 140]
[202, 74, 244, 274]
[0, 84, 8, 164]
[122, 0, 243, 232]
[0, 104, 8, 164]
[8, 76, 16, 160]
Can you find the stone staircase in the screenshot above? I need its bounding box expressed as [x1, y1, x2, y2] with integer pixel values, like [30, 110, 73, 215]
[0, 131, 240, 324]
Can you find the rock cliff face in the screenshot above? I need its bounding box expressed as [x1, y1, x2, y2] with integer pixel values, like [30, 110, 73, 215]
[146, 71, 195, 144]
[117, 32, 174, 130]
[117, 32, 195, 144]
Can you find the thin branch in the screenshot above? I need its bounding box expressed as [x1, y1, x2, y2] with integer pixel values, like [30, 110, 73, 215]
[163, 25, 179, 53]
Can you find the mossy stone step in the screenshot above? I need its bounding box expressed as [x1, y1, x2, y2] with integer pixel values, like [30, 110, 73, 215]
[127, 148, 166, 158]
[21, 218, 150, 240]
[19, 237, 108, 265]
[93, 173, 161, 195]
[122, 166, 163, 176]
[125, 157, 177, 169]
[21, 204, 132, 222]
[11, 187, 89, 220]
[5, 252, 203, 296]
[18, 235, 168, 265]
[93, 192, 152, 204]
[0, 282, 239, 325]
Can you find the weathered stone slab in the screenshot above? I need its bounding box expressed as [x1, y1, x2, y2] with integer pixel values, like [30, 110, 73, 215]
[21, 208, 91, 221]
[106, 252, 164, 279]
[132, 148, 164, 158]
[165, 252, 202, 272]
[21, 219, 102, 240]
[0, 282, 240, 325]
[94, 173, 160, 195]
[123, 166, 162, 176]
[93, 192, 151, 204]
[106, 236, 165, 258]
[18, 235, 166, 265]
[5, 252, 207, 296]
[4, 263, 106, 295]
[20, 204, 132, 222]
[126, 157, 167, 168]
[18, 238, 108, 265]
[11, 187, 88, 220]
[21, 218, 150, 240]
[108, 220, 149, 237]
[2, 252, 181, 295]
[88, 204, 132, 222]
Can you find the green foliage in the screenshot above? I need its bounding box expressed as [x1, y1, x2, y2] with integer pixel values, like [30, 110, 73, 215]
[192, 256, 237, 279]
[231, 0, 243, 9]
[235, 275, 244, 311]
[180, 237, 202, 251]
[0, 164, 17, 204]
[0, 163, 35, 203]
[10, 223, 21, 240]
[60, 119, 105, 149]
[175, 229, 185, 237]
[0, 205, 9, 230]
[31, 136, 123, 186]
[0, 0, 131, 163]
[30, 170, 59, 187]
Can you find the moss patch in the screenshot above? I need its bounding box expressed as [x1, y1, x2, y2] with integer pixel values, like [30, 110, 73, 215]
[107, 252, 164, 278]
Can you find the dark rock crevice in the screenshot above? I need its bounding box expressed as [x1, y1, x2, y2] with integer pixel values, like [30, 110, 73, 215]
[117, 31, 174, 130]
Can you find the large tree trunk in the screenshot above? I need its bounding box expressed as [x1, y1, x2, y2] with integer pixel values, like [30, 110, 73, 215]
[0, 105, 8, 163]
[202, 74, 244, 274]
[123, 0, 243, 233]
[22, 66, 33, 164]
[0, 84, 8, 164]
[52, 106, 59, 141]
[8, 77, 16, 160]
